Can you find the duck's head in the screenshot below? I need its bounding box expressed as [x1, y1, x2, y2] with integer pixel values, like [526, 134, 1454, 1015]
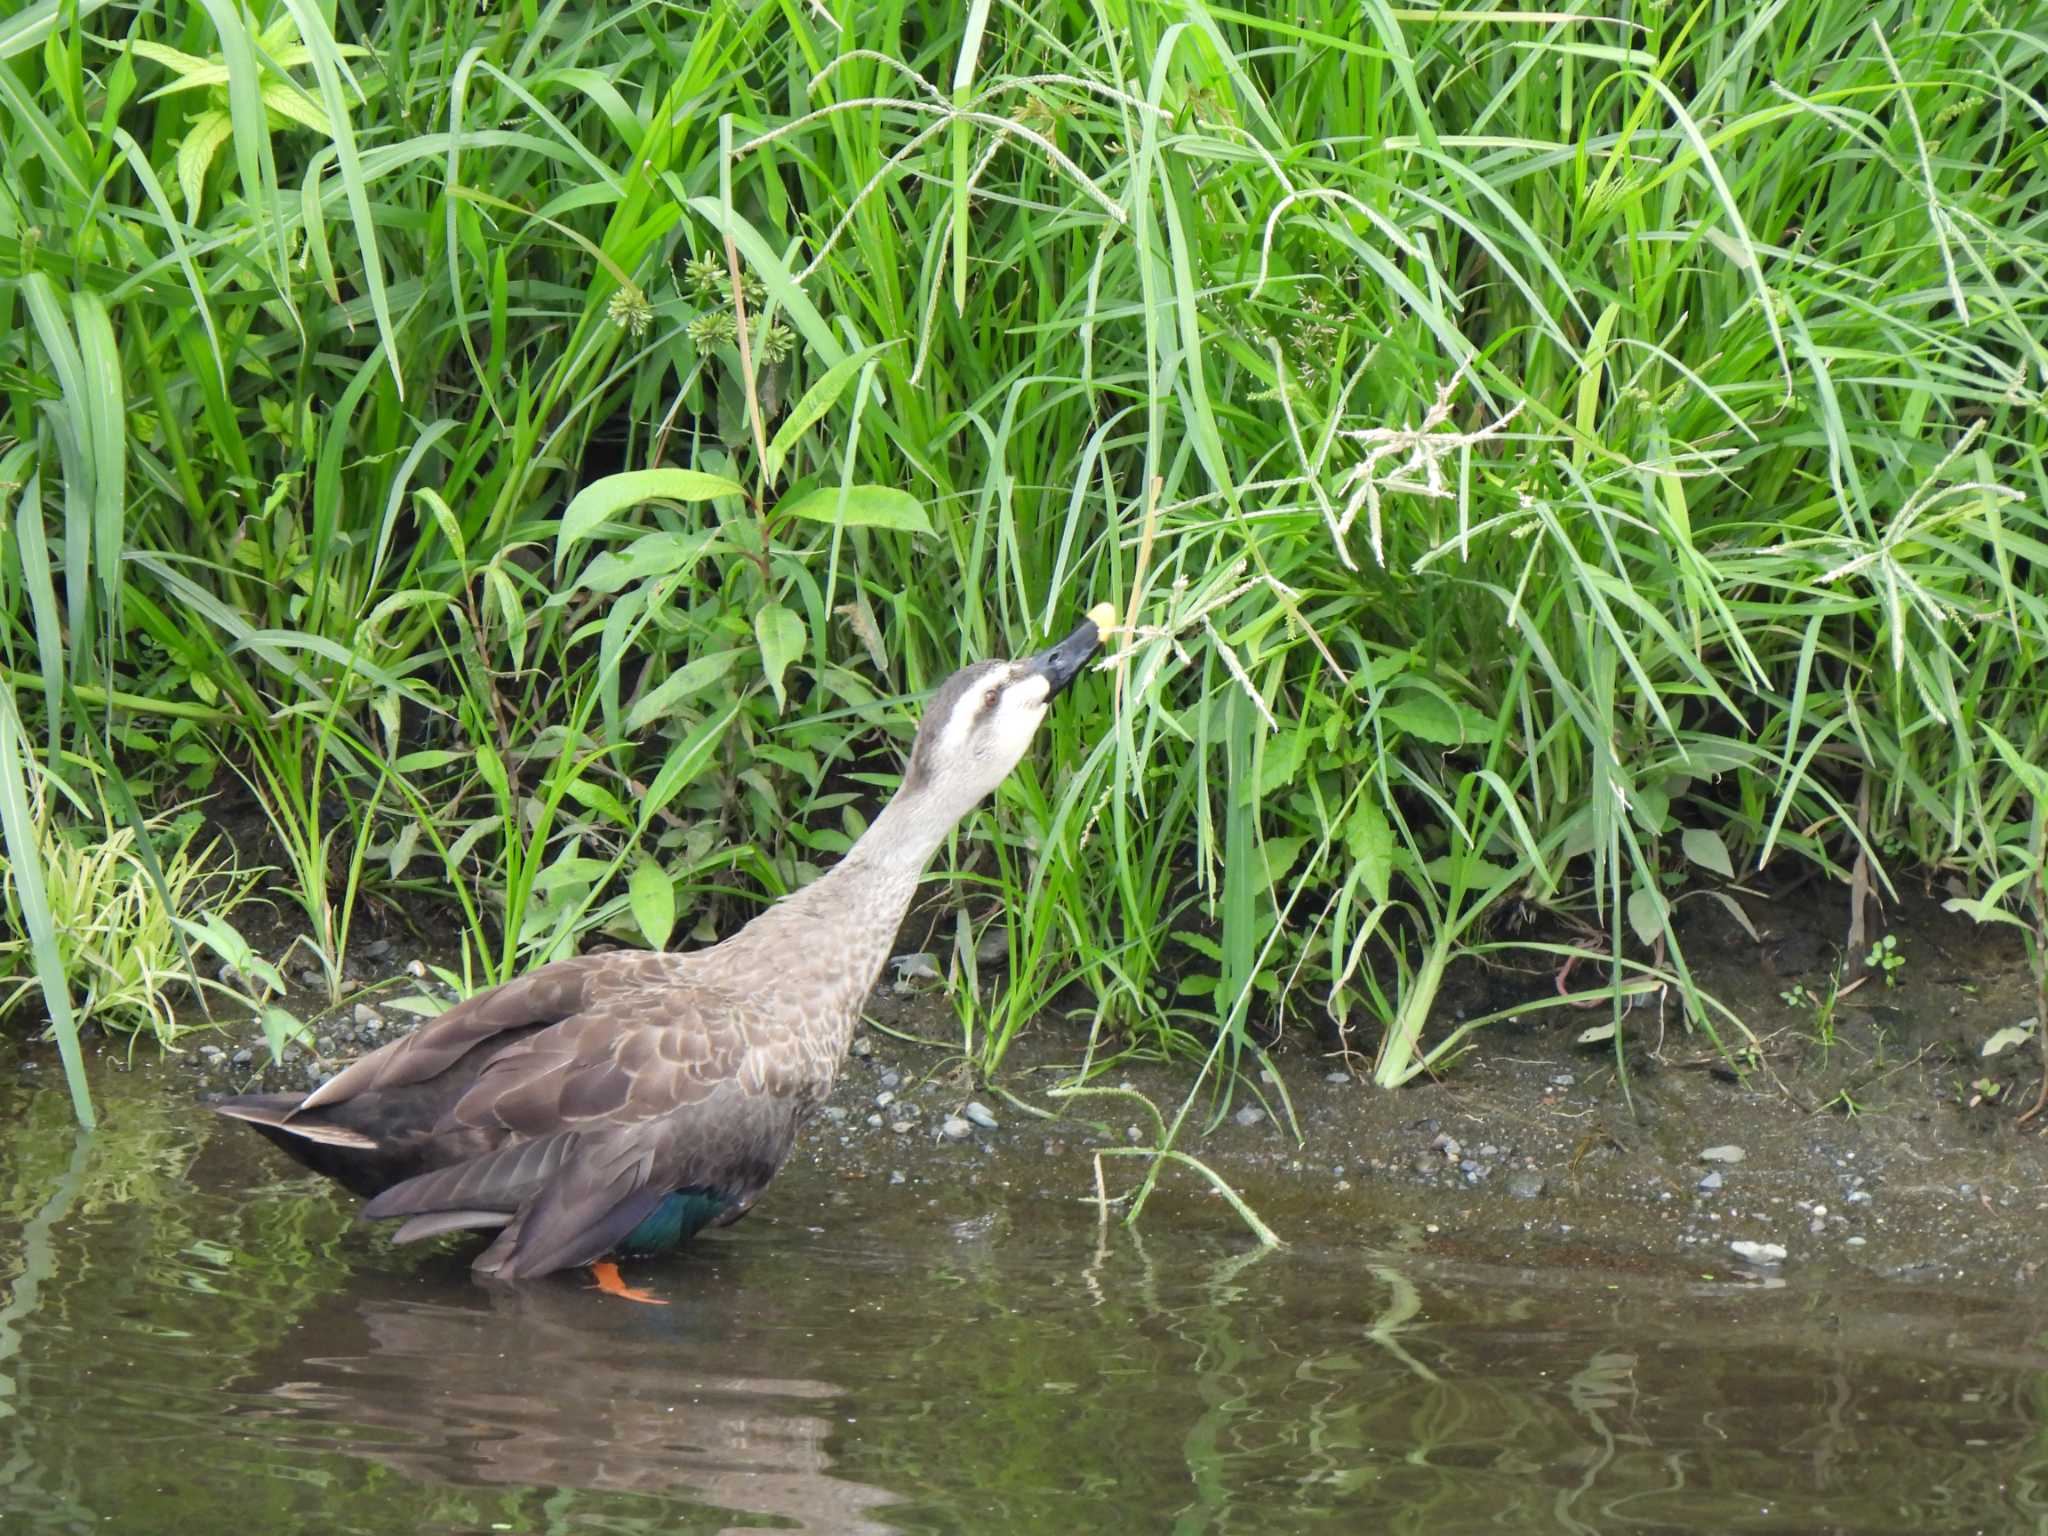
[900, 615, 1102, 814]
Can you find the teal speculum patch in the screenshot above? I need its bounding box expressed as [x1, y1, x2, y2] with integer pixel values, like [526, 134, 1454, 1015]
[620, 1189, 730, 1254]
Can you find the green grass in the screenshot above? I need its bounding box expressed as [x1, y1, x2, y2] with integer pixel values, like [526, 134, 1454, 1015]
[3, 0, 2045, 1124]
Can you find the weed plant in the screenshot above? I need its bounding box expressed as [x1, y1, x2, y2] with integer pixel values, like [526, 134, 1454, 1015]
[2, 0, 2044, 1124]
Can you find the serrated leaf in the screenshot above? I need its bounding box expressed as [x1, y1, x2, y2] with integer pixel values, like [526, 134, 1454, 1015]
[776, 484, 932, 535]
[1627, 884, 1667, 948]
[260, 78, 333, 137]
[762, 341, 896, 484]
[1379, 692, 1465, 745]
[1344, 801, 1393, 905]
[629, 860, 675, 951]
[755, 603, 807, 711]
[1254, 727, 1306, 800]
[1681, 826, 1734, 879]
[176, 109, 233, 210]
[557, 469, 745, 557]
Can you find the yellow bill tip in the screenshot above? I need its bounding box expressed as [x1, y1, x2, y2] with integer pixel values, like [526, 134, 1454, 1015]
[1086, 601, 1117, 633]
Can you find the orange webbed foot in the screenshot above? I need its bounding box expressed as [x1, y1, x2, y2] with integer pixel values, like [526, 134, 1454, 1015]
[588, 1260, 668, 1305]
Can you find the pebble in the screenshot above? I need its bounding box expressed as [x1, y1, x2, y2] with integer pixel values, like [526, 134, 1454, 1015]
[1700, 1145, 1747, 1164]
[875, 1090, 896, 1109]
[231, 1048, 253, 1067]
[1431, 1133, 1462, 1160]
[888, 1170, 906, 1186]
[964, 1102, 998, 1130]
[198, 1044, 225, 1063]
[889, 1120, 913, 1135]
[1325, 1070, 1350, 1083]
[1233, 1106, 1265, 1128]
[352, 1003, 382, 1028]
[1506, 1170, 1548, 1200]
[1845, 1236, 1867, 1247]
[940, 1116, 971, 1141]
[1847, 1189, 1873, 1204]
[1126, 1125, 1145, 1145]
[1729, 1240, 1788, 1266]
[363, 938, 393, 959]
[823, 1106, 848, 1123]
[880, 1070, 902, 1090]
[1699, 1170, 1725, 1192]
[1550, 1073, 1575, 1088]
[866, 1114, 883, 1129]
[851, 1036, 873, 1058]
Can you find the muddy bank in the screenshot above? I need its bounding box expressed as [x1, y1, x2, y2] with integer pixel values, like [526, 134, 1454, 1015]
[51, 884, 2048, 1295]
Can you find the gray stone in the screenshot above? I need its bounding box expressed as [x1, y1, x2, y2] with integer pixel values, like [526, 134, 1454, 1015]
[1506, 1170, 1548, 1199]
[231, 1048, 254, 1067]
[1325, 1070, 1350, 1083]
[1700, 1145, 1746, 1164]
[823, 1105, 848, 1123]
[941, 1116, 971, 1140]
[850, 1036, 873, 1058]
[875, 1090, 896, 1109]
[880, 1070, 902, 1089]
[1233, 1105, 1265, 1127]
[1847, 1188, 1873, 1204]
[964, 1101, 998, 1130]
[1699, 1170, 1724, 1192]
[352, 1003, 382, 1027]
[1729, 1240, 1788, 1266]
[888, 1170, 906, 1186]
[889, 1120, 913, 1135]
[866, 1113, 883, 1128]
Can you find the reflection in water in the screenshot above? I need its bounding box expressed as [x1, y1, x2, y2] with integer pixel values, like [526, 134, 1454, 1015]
[6, 1050, 2048, 1534]
[232, 1272, 900, 1535]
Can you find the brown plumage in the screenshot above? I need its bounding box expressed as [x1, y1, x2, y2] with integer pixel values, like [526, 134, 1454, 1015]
[214, 617, 1101, 1280]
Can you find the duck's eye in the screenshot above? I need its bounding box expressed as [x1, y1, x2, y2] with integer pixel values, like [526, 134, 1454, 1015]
[981, 687, 1001, 711]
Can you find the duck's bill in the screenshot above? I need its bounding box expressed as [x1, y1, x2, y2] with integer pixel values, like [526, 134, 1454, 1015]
[1027, 617, 1102, 700]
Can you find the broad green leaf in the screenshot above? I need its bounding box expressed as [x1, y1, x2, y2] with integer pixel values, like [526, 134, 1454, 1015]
[755, 602, 807, 711]
[775, 484, 932, 535]
[1254, 726, 1307, 799]
[1681, 826, 1734, 879]
[1344, 801, 1394, 905]
[762, 340, 897, 485]
[1626, 884, 1667, 948]
[626, 648, 742, 733]
[259, 1006, 312, 1067]
[558, 469, 745, 557]
[629, 860, 675, 950]
[1379, 692, 1465, 745]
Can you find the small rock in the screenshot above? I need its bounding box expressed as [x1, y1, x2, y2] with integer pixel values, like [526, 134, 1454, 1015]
[363, 938, 394, 959]
[1847, 1189, 1873, 1204]
[1233, 1105, 1265, 1128]
[875, 1090, 896, 1109]
[1478, 1144, 1500, 1158]
[1126, 1125, 1145, 1145]
[880, 1070, 902, 1090]
[888, 1170, 906, 1186]
[231, 1048, 254, 1067]
[1729, 1240, 1788, 1266]
[866, 1114, 883, 1129]
[889, 1120, 913, 1135]
[198, 1044, 225, 1063]
[823, 1106, 848, 1123]
[1845, 1236, 1866, 1247]
[1411, 1155, 1439, 1176]
[941, 1116, 971, 1140]
[1506, 1171, 1548, 1200]
[1325, 1070, 1350, 1083]
[1699, 1170, 1724, 1192]
[1431, 1133, 1462, 1160]
[1700, 1145, 1747, 1164]
[352, 1003, 382, 1028]
[1550, 1073, 1575, 1088]
[964, 1102, 998, 1130]
[975, 924, 1009, 965]
[851, 1036, 873, 1059]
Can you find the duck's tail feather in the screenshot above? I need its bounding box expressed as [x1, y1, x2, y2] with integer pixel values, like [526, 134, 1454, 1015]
[211, 1093, 380, 1150]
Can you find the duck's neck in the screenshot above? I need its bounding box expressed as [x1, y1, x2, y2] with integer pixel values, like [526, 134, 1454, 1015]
[706, 787, 964, 1065]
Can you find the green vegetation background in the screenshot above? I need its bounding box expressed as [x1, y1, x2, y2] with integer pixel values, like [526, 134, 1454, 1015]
[4, 0, 2045, 1124]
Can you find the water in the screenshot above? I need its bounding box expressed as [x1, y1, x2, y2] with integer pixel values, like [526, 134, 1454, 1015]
[4, 1052, 2047, 1534]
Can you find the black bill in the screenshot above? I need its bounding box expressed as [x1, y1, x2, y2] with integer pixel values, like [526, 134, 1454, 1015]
[1027, 617, 1101, 699]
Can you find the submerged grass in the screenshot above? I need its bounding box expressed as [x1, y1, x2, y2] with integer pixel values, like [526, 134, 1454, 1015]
[2, 0, 2045, 1123]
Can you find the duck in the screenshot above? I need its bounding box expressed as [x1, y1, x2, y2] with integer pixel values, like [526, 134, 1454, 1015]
[214, 614, 1102, 1293]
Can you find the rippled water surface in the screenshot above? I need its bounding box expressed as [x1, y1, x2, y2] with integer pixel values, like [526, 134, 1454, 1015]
[4, 1051, 2046, 1535]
